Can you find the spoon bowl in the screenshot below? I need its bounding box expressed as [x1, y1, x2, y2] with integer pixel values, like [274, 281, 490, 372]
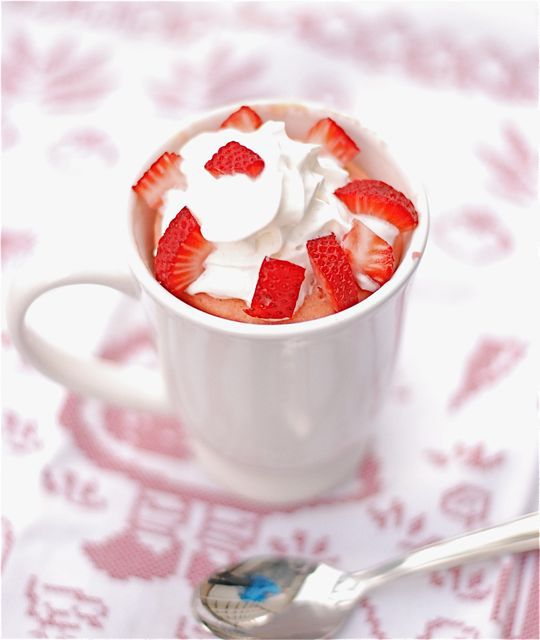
[193, 512, 538, 639]
[193, 556, 358, 639]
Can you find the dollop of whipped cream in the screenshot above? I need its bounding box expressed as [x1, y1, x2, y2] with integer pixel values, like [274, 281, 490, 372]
[161, 120, 396, 307]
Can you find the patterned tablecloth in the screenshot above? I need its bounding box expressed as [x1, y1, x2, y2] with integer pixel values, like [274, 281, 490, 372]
[2, 2, 538, 638]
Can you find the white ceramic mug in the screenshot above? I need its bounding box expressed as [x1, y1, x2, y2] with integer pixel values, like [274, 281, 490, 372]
[7, 101, 428, 504]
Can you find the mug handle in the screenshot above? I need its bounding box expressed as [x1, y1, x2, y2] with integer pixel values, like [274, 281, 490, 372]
[6, 257, 174, 416]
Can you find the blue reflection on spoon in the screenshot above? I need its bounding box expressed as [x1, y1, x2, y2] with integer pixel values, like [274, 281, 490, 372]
[240, 574, 281, 602]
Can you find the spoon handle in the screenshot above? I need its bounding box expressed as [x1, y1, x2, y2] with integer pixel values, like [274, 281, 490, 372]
[358, 512, 539, 589]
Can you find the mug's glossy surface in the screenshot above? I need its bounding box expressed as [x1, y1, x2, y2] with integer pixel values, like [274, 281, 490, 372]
[128, 101, 429, 502]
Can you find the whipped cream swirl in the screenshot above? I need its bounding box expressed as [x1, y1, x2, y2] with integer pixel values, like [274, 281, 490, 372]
[161, 120, 394, 307]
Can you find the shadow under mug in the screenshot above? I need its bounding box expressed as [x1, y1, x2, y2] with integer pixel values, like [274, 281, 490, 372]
[7, 101, 429, 504]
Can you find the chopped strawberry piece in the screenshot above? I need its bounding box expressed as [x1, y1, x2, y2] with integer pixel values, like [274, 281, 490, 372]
[246, 257, 306, 319]
[155, 207, 214, 296]
[343, 220, 395, 285]
[205, 141, 265, 178]
[307, 117, 360, 164]
[334, 180, 419, 231]
[306, 233, 361, 312]
[220, 106, 263, 132]
[132, 152, 183, 209]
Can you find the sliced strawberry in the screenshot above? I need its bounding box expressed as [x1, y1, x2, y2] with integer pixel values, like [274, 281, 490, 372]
[343, 220, 395, 285]
[205, 141, 265, 178]
[246, 257, 306, 319]
[220, 106, 263, 132]
[132, 152, 183, 209]
[306, 233, 361, 312]
[334, 180, 418, 231]
[155, 207, 214, 296]
[307, 117, 360, 164]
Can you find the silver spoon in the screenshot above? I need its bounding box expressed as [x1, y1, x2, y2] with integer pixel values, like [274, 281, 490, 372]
[193, 512, 538, 639]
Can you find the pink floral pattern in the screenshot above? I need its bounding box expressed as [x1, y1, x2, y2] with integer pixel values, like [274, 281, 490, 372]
[1, 229, 35, 265]
[84, 486, 189, 580]
[358, 598, 387, 639]
[449, 338, 527, 411]
[433, 207, 513, 265]
[268, 530, 339, 565]
[477, 124, 537, 204]
[2, 411, 42, 454]
[2, 32, 113, 111]
[2, 517, 14, 572]
[367, 499, 440, 550]
[48, 129, 118, 169]
[417, 617, 480, 639]
[440, 484, 491, 528]
[150, 45, 269, 115]
[430, 566, 492, 601]
[42, 467, 107, 509]
[26, 575, 108, 638]
[425, 443, 506, 471]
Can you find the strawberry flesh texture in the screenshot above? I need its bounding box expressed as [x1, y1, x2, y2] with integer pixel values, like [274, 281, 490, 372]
[306, 233, 361, 312]
[220, 106, 263, 132]
[246, 257, 306, 319]
[132, 152, 183, 209]
[205, 141, 265, 178]
[307, 117, 360, 164]
[343, 219, 395, 285]
[334, 180, 418, 232]
[155, 207, 214, 296]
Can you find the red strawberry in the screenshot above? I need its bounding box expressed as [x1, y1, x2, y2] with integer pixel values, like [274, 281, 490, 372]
[246, 257, 306, 319]
[307, 117, 360, 164]
[342, 220, 395, 285]
[132, 152, 183, 209]
[205, 141, 265, 178]
[220, 105, 263, 132]
[155, 207, 214, 296]
[334, 180, 419, 231]
[306, 233, 361, 312]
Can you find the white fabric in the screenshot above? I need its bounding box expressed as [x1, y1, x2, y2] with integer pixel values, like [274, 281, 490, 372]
[2, 3, 538, 638]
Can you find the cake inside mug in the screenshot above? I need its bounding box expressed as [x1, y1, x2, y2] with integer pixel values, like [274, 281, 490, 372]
[132, 105, 419, 324]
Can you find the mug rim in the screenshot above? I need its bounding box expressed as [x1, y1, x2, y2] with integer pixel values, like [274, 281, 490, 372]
[127, 99, 430, 339]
